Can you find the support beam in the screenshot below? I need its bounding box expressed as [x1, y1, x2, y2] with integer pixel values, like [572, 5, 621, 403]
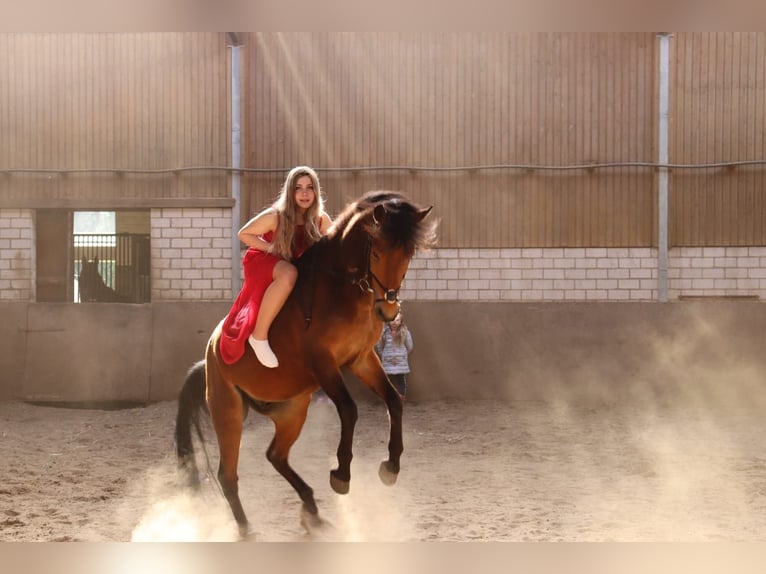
[229, 38, 243, 297]
[657, 33, 671, 302]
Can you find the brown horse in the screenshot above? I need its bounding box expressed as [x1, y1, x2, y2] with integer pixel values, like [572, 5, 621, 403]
[174, 191, 436, 538]
[78, 256, 130, 303]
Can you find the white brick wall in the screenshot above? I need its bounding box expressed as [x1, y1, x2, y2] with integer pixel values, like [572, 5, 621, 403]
[401, 247, 766, 302]
[1, 206, 763, 304]
[0, 209, 34, 301]
[151, 207, 233, 301]
[669, 246, 766, 299]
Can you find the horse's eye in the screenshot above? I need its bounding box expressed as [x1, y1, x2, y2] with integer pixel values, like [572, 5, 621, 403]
[372, 250, 380, 262]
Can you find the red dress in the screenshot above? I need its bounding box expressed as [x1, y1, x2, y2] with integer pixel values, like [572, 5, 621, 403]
[219, 226, 309, 365]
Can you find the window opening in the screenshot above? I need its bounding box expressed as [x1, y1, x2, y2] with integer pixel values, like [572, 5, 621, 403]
[73, 211, 150, 303]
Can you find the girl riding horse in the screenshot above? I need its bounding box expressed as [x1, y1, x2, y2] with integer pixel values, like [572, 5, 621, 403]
[175, 190, 436, 538]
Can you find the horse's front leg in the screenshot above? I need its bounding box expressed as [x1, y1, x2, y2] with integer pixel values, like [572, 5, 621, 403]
[348, 351, 403, 486]
[316, 364, 358, 494]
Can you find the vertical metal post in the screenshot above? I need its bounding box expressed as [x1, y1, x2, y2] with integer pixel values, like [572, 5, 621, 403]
[229, 38, 242, 297]
[657, 33, 671, 302]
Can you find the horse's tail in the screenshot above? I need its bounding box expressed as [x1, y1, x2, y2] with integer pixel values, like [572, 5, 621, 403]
[174, 359, 209, 488]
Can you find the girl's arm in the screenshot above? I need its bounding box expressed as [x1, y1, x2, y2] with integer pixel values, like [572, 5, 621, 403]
[374, 327, 386, 355]
[238, 208, 279, 251]
[318, 211, 333, 234]
[404, 327, 413, 353]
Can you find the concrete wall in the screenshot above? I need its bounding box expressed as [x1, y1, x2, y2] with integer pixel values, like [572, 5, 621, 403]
[0, 302, 229, 403]
[1, 301, 764, 407]
[404, 300, 766, 405]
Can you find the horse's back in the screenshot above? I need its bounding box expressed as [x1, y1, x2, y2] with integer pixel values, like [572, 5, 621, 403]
[205, 318, 320, 403]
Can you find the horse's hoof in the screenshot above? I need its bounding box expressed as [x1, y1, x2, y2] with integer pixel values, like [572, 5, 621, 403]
[330, 471, 350, 494]
[238, 523, 255, 541]
[378, 460, 399, 486]
[178, 461, 201, 490]
[179, 473, 200, 491]
[300, 506, 324, 533]
[301, 506, 336, 540]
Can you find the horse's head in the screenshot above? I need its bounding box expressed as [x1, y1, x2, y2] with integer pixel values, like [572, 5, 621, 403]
[78, 256, 101, 302]
[338, 191, 437, 322]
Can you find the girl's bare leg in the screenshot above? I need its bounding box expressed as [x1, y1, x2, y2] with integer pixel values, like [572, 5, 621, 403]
[249, 260, 297, 367]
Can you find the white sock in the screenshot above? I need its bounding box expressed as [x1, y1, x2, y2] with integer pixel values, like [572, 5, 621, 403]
[248, 336, 279, 368]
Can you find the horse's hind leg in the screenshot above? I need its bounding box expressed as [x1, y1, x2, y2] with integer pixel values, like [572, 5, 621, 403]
[206, 367, 250, 538]
[265, 394, 322, 529]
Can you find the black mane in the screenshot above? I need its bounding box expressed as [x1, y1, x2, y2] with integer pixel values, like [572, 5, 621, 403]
[295, 191, 436, 280]
[328, 190, 437, 255]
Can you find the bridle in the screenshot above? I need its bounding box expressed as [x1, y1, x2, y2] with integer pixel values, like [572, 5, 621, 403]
[350, 233, 401, 305]
[300, 220, 403, 328]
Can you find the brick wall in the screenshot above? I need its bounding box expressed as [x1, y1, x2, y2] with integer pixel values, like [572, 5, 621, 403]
[0, 209, 34, 301]
[2, 207, 764, 303]
[150, 207, 233, 301]
[400, 247, 766, 302]
[668, 247, 766, 299]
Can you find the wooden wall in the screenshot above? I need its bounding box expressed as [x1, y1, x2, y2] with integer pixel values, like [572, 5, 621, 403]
[242, 32, 659, 248]
[670, 32, 766, 246]
[242, 32, 766, 248]
[0, 33, 231, 208]
[2, 33, 765, 247]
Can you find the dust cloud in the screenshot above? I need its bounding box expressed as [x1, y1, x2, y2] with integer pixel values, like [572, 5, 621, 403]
[2, 307, 765, 542]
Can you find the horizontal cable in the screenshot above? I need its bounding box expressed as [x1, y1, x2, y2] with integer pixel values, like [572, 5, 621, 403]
[2, 159, 766, 176]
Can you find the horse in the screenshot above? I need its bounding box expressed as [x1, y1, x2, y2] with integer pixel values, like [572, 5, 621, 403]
[78, 256, 130, 303]
[174, 190, 436, 538]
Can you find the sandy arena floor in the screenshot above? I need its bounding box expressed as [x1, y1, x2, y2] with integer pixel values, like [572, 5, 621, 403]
[2, 395, 765, 542]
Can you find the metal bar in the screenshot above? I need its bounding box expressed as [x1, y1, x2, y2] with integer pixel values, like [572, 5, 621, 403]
[4, 159, 766, 175]
[657, 33, 671, 302]
[230, 40, 242, 297]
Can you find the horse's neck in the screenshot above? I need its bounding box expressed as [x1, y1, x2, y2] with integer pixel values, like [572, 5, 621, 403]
[331, 225, 369, 270]
[295, 230, 370, 304]
[304, 233, 352, 273]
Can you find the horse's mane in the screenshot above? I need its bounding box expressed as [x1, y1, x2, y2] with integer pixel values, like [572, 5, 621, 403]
[325, 191, 437, 256]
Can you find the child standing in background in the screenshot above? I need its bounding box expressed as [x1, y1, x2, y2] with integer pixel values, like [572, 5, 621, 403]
[375, 311, 414, 398]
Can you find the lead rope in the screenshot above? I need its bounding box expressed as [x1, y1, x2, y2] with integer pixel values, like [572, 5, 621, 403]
[303, 255, 318, 329]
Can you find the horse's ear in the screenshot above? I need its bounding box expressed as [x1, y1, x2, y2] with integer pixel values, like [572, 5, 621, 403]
[81, 256, 86, 266]
[414, 206, 433, 223]
[373, 204, 388, 226]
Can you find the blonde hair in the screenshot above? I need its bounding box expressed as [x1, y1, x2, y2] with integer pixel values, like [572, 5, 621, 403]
[389, 312, 406, 345]
[270, 165, 325, 259]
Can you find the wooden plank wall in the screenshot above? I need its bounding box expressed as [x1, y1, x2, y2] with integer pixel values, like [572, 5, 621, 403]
[670, 32, 766, 246]
[242, 33, 659, 248]
[0, 33, 230, 207]
[2, 33, 765, 246]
